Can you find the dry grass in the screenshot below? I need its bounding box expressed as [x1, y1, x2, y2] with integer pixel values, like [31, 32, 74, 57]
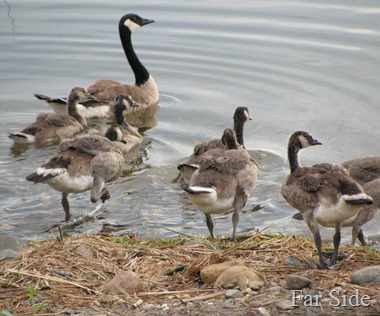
[1, 232, 380, 315]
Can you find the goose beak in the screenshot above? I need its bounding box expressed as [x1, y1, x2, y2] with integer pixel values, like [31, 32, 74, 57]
[312, 139, 322, 146]
[142, 18, 155, 26]
[248, 115, 253, 120]
[131, 101, 140, 107]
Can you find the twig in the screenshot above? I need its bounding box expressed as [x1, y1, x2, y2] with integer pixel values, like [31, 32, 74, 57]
[181, 291, 224, 303]
[6, 268, 97, 294]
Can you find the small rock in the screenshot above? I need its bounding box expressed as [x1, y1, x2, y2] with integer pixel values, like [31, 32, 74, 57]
[142, 303, 156, 311]
[284, 255, 302, 266]
[74, 244, 94, 259]
[215, 266, 262, 289]
[351, 265, 380, 284]
[0, 310, 13, 316]
[101, 270, 143, 295]
[0, 249, 21, 264]
[249, 280, 264, 291]
[0, 235, 27, 251]
[257, 307, 270, 316]
[200, 260, 244, 284]
[225, 289, 243, 299]
[223, 299, 235, 308]
[161, 303, 169, 311]
[265, 285, 282, 295]
[277, 299, 294, 310]
[303, 308, 318, 316]
[286, 274, 312, 290]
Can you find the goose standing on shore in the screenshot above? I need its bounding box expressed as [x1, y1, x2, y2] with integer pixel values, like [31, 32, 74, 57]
[179, 128, 258, 242]
[9, 87, 91, 145]
[178, 106, 252, 184]
[26, 134, 125, 221]
[341, 156, 380, 245]
[281, 131, 373, 269]
[34, 13, 158, 118]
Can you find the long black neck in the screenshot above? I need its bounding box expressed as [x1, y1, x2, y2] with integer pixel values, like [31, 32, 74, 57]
[234, 119, 245, 148]
[288, 143, 300, 174]
[119, 26, 150, 86]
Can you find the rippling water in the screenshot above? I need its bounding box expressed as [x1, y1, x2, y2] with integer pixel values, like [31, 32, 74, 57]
[1, 0, 380, 248]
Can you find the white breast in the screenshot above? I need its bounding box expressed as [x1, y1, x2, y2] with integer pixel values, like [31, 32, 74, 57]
[44, 173, 94, 193]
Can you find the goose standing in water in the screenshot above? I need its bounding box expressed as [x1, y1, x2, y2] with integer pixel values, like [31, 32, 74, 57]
[281, 131, 373, 268]
[179, 128, 258, 242]
[103, 95, 143, 159]
[34, 13, 158, 118]
[9, 87, 91, 145]
[178, 106, 252, 184]
[26, 134, 125, 221]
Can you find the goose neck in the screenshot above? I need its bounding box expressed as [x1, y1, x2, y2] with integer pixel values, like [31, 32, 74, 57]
[288, 144, 300, 174]
[119, 26, 150, 86]
[234, 119, 245, 147]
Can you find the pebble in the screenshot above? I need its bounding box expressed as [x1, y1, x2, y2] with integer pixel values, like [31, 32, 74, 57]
[249, 280, 264, 291]
[225, 289, 243, 299]
[286, 274, 312, 290]
[257, 307, 271, 316]
[0, 249, 21, 264]
[101, 270, 144, 294]
[142, 303, 156, 311]
[223, 299, 235, 308]
[200, 260, 244, 284]
[74, 244, 94, 259]
[214, 265, 262, 289]
[276, 299, 294, 310]
[351, 265, 380, 284]
[283, 255, 302, 266]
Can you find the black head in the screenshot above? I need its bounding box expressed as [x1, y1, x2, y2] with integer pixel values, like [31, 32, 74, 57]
[233, 106, 252, 123]
[289, 131, 322, 150]
[119, 13, 155, 33]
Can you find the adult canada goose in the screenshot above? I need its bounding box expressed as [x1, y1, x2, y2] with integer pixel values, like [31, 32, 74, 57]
[26, 134, 124, 221]
[9, 87, 90, 145]
[103, 95, 143, 158]
[179, 128, 258, 242]
[34, 13, 158, 118]
[281, 131, 373, 268]
[177, 106, 252, 184]
[341, 156, 380, 245]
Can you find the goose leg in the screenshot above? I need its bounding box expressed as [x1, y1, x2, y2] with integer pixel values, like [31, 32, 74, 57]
[90, 176, 105, 203]
[61, 192, 70, 221]
[99, 187, 110, 203]
[304, 212, 329, 269]
[205, 214, 215, 238]
[329, 224, 341, 266]
[357, 229, 367, 246]
[231, 208, 240, 242]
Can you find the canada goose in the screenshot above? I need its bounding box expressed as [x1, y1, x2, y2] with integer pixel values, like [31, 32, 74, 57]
[34, 13, 158, 118]
[341, 156, 380, 245]
[179, 128, 258, 242]
[178, 106, 252, 184]
[281, 131, 373, 268]
[9, 87, 90, 145]
[103, 95, 143, 158]
[26, 134, 124, 221]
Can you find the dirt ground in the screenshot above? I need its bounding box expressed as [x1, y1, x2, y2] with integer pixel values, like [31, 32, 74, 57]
[1, 232, 380, 315]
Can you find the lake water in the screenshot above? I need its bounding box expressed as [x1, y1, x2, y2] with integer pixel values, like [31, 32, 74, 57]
[1, 0, 380, 249]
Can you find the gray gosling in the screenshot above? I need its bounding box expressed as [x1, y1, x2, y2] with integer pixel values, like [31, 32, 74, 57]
[281, 131, 373, 269]
[179, 128, 258, 242]
[34, 13, 158, 118]
[178, 106, 252, 184]
[104, 95, 143, 158]
[9, 87, 91, 145]
[26, 134, 124, 221]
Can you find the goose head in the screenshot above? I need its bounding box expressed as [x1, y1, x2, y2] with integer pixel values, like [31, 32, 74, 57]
[119, 13, 155, 34]
[113, 94, 139, 124]
[234, 106, 252, 124]
[66, 87, 93, 127]
[287, 131, 322, 173]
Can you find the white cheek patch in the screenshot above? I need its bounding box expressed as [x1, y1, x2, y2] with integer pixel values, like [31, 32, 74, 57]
[299, 135, 311, 148]
[244, 110, 252, 120]
[124, 19, 140, 32]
